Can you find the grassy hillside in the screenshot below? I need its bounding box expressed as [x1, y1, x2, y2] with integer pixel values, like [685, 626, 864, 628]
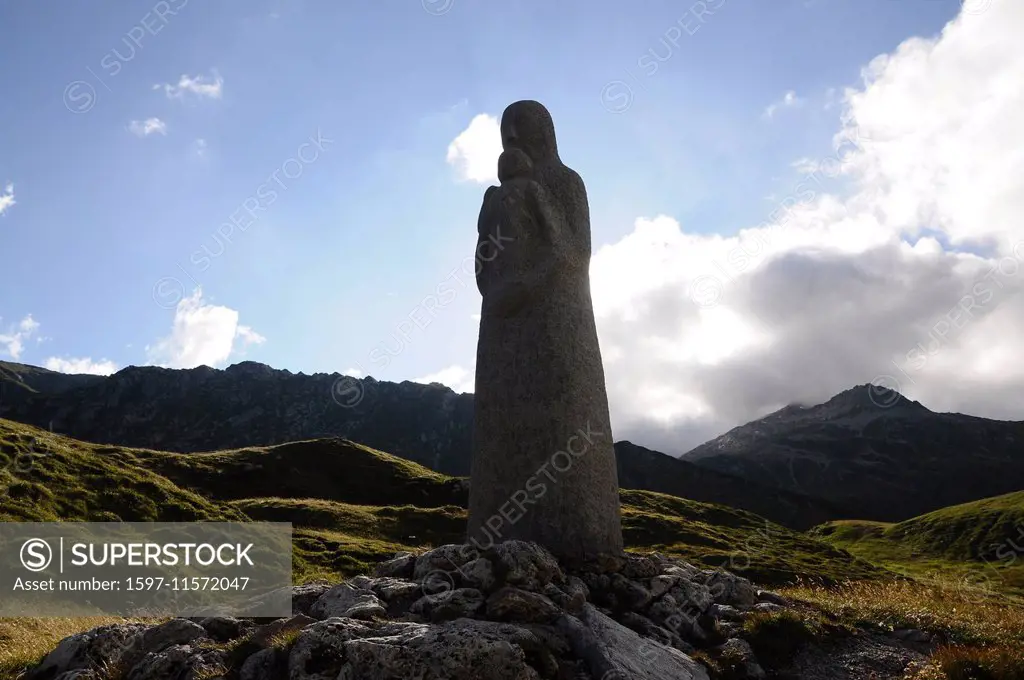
[812, 491, 1024, 600]
[0, 418, 883, 586]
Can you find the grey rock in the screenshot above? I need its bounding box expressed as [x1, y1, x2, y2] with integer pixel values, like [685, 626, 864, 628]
[712, 603, 746, 622]
[342, 619, 544, 680]
[715, 638, 766, 679]
[621, 555, 660, 579]
[288, 617, 376, 680]
[200, 616, 252, 642]
[138, 619, 208, 656]
[543, 577, 587, 614]
[752, 602, 784, 614]
[619, 612, 695, 655]
[647, 595, 708, 644]
[53, 672, 98, 680]
[487, 587, 563, 623]
[375, 551, 416, 579]
[461, 557, 497, 591]
[667, 580, 714, 615]
[703, 571, 759, 608]
[756, 589, 789, 606]
[467, 100, 624, 564]
[239, 647, 285, 680]
[663, 564, 702, 580]
[609, 573, 653, 611]
[649, 574, 677, 600]
[124, 644, 226, 680]
[310, 582, 387, 620]
[23, 623, 148, 680]
[368, 576, 420, 599]
[413, 544, 479, 581]
[557, 604, 709, 680]
[411, 588, 485, 622]
[491, 541, 564, 590]
[290, 582, 332, 616]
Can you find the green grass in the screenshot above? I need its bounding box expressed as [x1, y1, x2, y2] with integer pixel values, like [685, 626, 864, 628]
[783, 579, 1024, 680]
[811, 492, 1024, 600]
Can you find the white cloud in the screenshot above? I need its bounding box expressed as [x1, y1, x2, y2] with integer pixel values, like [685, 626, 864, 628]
[414, 365, 475, 393]
[156, 71, 223, 100]
[0, 315, 39, 360]
[0, 183, 15, 216]
[146, 289, 265, 369]
[590, 2, 1024, 455]
[44, 357, 118, 375]
[446, 114, 501, 184]
[763, 90, 804, 119]
[194, 138, 208, 158]
[128, 118, 167, 137]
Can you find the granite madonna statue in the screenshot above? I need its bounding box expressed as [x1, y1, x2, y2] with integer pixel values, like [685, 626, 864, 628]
[468, 100, 624, 563]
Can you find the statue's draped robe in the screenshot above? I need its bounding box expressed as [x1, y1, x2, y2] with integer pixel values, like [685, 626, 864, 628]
[469, 139, 623, 563]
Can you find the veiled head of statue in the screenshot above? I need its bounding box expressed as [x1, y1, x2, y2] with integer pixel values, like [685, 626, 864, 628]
[500, 100, 558, 163]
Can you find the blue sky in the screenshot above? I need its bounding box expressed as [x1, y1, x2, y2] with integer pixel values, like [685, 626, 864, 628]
[8, 0, 1022, 450]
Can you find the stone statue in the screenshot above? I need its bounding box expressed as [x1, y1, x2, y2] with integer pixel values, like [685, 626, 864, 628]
[468, 100, 624, 564]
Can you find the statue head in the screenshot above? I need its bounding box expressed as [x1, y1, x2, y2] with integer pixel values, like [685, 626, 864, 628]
[500, 100, 559, 164]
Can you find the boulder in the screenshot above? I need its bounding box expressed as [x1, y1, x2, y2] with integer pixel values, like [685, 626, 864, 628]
[342, 619, 544, 680]
[287, 617, 377, 680]
[375, 551, 416, 579]
[714, 638, 766, 679]
[239, 647, 286, 680]
[200, 616, 253, 642]
[413, 544, 479, 581]
[557, 605, 710, 680]
[491, 541, 563, 590]
[290, 582, 333, 616]
[310, 582, 387, 620]
[124, 644, 226, 680]
[411, 588, 485, 622]
[702, 570, 759, 608]
[486, 587, 563, 624]
[23, 624, 148, 680]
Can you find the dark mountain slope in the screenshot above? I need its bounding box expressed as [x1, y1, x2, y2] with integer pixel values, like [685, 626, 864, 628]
[0, 360, 841, 529]
[615, 441, 845, 529]
[683, 385, 1024, 522]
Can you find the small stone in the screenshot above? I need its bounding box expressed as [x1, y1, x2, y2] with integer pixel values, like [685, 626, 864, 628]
[756, 589, 789, 607]
[200, 616, 252, 642]
[309, 583, 386, 620]
[413, 544, 479, 581]
[487, 587, 563, 623]
[124, 644, 226, 680]
[375, 551, 416, 579]
[410, 588, 485, 622]
[239, 647, 285, 680]
[715, 638, 766, 679]
[491, 541, 564, 590]
[702, 571, 758, 608]
[621, 555, 660, 579]
[287, 618, 376, 680]
[290, 583, 332, 616]
[711, 604, 746, 622]
[609, 573, 653, 611]
[23, 624, 148, 680]
[752, 602, 784, 614]
[462, 557, 498, 592]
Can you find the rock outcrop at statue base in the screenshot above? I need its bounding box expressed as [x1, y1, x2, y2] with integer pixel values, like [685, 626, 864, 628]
[22, 542, 789, 680]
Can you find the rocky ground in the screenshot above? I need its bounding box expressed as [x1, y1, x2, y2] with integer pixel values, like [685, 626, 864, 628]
[19, 541, 935, 680]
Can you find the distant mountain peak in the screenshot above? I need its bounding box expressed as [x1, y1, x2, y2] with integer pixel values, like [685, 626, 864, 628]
[823, 383, 928, 414]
